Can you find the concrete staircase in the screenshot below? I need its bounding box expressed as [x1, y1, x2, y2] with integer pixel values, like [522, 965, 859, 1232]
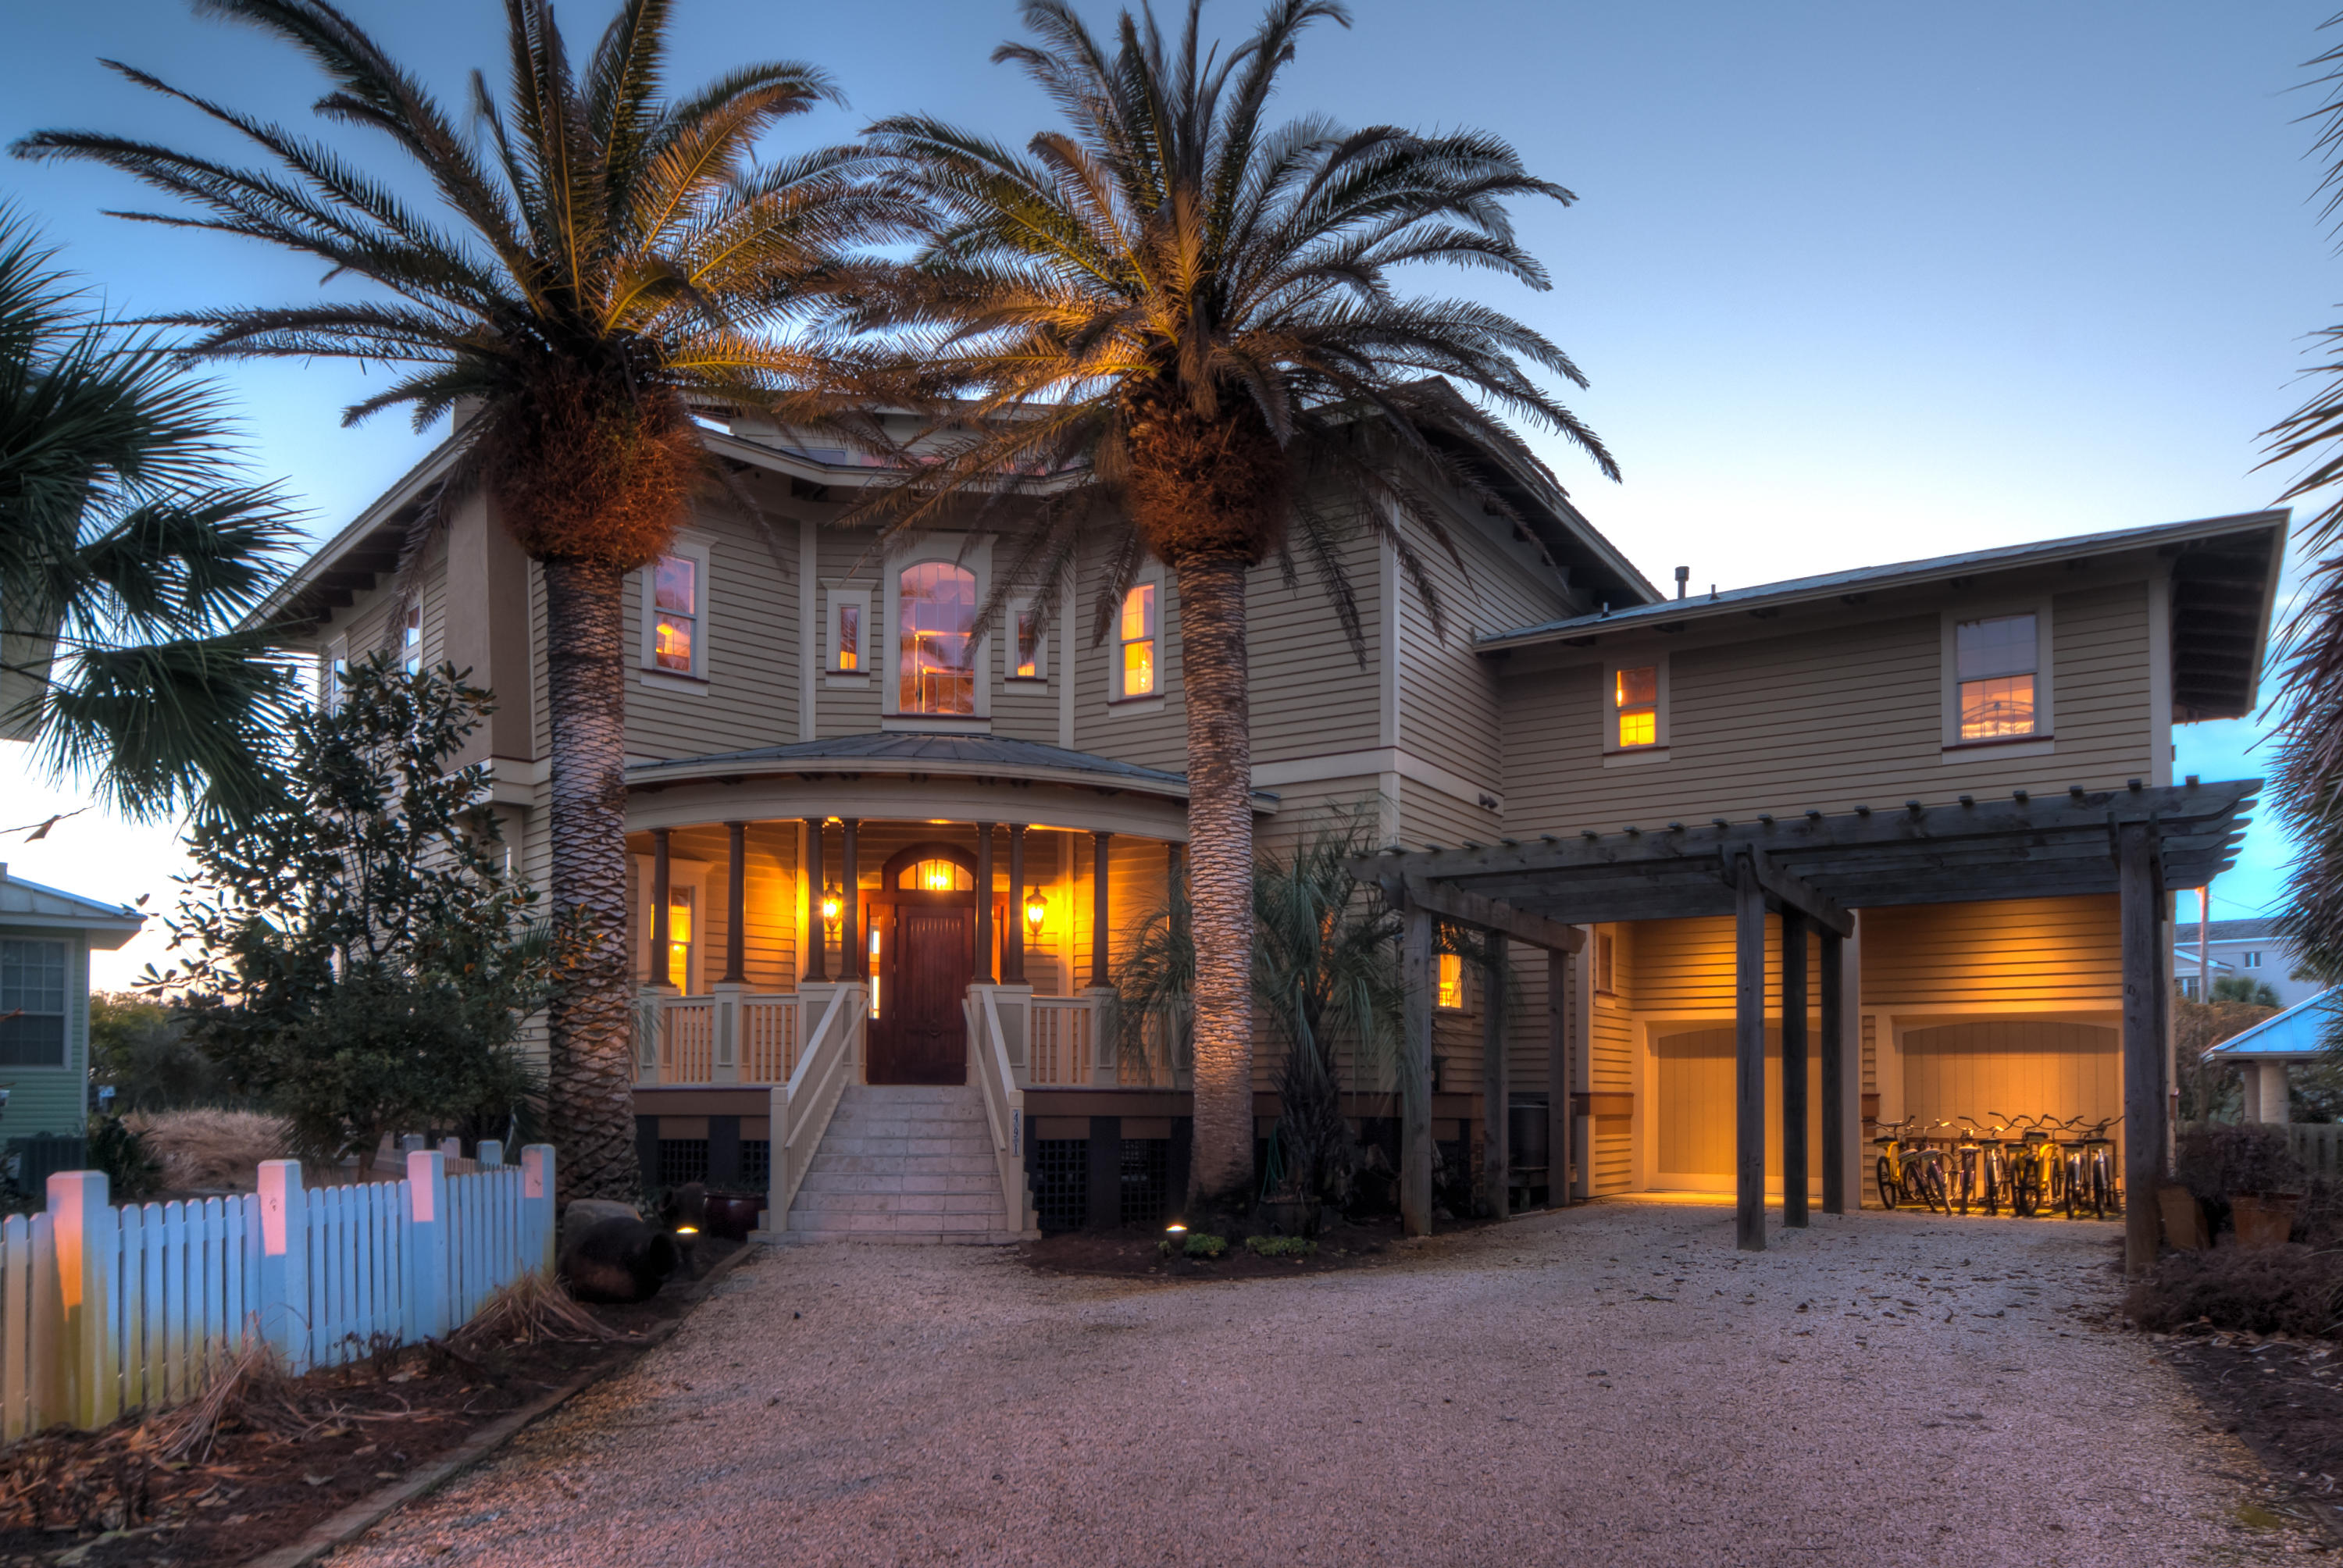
[783, 1084, 1015, 1243]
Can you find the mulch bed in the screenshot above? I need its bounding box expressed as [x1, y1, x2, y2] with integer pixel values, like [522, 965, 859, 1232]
[1018, 1212, 1508, 1280]
[2163, 1329, 2343, 1509]
[0, 1235, 744, 1568]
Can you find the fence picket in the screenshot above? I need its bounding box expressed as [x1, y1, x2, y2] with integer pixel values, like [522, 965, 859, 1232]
[2, 1214, 30, 1441]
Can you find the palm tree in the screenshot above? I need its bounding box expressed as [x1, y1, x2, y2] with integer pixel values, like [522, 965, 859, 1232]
[17, 0, 914, 1199]
[850, 0, 1615, 1212]
[0, 208, 300, 821]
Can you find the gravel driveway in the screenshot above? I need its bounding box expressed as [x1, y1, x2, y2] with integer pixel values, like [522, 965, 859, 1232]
[325, 1202, 2314, 1566]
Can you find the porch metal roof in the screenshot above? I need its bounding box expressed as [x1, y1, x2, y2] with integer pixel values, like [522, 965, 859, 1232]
[628, 731, 1278, 807]
[1347, 777, 2258, 926]
[2209, 991, 2338, 1059]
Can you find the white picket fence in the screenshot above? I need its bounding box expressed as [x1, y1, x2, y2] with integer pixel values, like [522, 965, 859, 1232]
[0, 1142, 557, 1443]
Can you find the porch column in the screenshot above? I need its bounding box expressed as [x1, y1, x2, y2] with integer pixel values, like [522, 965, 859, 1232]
[801, 817, 827, 983]
[1482, 941, 1508, 1218]
[1006, 825, 1026, 984]
[2120, 821, 2164, 1277]
[1819, 926, 1846, 1215]
[1091, 832, 1113, 988]
[1781, 908, 1809, 1228]
[1402, 892, 1435, 1237]
[721, 821, 747, 985]
[975, 822, 997, 984]
[1546, 947, 1571, 1208]
[650, 829, 673, 991]
[840, 818, 862, 982]
[1734, 851, 1767, 1252]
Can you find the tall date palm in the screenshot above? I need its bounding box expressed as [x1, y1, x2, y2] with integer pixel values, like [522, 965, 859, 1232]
[852, 0, 1614, 1210]
[19, 0, 911, 1198]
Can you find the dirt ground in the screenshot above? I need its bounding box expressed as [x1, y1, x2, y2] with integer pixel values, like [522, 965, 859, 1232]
[2166, 1330, 2343, 1530]
[0, 1237, 744, 1568]
[312, 1200, 2321, 1566]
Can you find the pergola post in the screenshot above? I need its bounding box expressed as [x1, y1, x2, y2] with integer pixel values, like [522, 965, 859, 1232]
[840, 818, 861, 982]
[1781, 907, 1809, 1228]
[1547, 947, 1571, 1207]
[1734, 852, 1767, 1252]
[974, 822, 996, 985]
[2120, 821, 2163, 1277]
[801, 817, 827, 984]
[1819, 926, 1846, 1215]
[1402, 892, 1435, 1237]
[1482, 940, 1508, 1218]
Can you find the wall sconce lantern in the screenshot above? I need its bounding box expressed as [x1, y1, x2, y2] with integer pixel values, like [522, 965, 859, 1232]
[1023, 888, 1047, 935]
[819, 883, 843, 935]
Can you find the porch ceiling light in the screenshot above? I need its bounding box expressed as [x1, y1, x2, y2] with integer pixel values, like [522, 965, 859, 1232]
[819, 884, 843, 932]
[1024, 888, 1047, 933]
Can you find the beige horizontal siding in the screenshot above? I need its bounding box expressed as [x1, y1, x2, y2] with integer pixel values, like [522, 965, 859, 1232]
[1860, 896, 2121, 1008]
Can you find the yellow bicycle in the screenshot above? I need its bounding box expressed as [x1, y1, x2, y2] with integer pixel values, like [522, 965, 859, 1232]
[1873, 1117, 1949, 1212]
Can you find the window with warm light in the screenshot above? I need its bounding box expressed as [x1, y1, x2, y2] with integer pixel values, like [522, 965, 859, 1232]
[665, 884, 694, 990]
[837, 602, 861, 670]
[652, 554, 698, 673]
[1435, 952, 1464, 1010]
[401, 602, 422, 674]
[1118, 583, 1157, 698]
[899, 858, 974, 891]
[1614, 665, 1657, 747]
[898, 562, 977, 713]
[868, 928, 882, 1017]
[1955, 613, 2038, 740]
[1013, 604, 1044, 680]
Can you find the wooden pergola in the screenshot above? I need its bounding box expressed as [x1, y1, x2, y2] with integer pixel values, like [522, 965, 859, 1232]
[1352, 778, 2259, 1274]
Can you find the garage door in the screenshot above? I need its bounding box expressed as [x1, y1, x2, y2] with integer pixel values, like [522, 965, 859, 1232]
[1653, 1026, 1821, 1189]
[1899, 1020, 2119, 1131]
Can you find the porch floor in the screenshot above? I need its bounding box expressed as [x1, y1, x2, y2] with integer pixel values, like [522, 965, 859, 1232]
[324, 1203, 2302, 1565]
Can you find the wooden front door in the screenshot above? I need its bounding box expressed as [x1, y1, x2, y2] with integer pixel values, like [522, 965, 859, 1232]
[871, 902, 972, 1085]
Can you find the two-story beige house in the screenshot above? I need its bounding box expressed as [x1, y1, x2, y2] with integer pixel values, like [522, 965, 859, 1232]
[258, 405, 2284, 1245]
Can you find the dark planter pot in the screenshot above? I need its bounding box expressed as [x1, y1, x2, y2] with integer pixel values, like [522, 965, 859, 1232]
[2156, 1182, 2209, 1251]
[704, 1193, 766, 1241]
[2231, 1192, 2302, 1250]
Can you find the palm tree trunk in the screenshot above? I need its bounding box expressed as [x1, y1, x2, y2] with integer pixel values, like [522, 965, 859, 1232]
[1176, 551, 1256, 1210]
[540, 556, 640, 1202]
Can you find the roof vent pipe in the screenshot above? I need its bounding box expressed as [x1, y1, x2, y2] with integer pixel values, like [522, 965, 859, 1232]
[1674, 566, 1689, 599]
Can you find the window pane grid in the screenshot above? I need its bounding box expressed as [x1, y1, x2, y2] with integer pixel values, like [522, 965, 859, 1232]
[0, 940, 67, 1067]
[1958, 673, 2035, 740]
[1614, 665, 1657, 747]
[1119, 584, 1157, 697]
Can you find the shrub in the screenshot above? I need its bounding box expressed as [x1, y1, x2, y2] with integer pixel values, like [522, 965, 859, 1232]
[2127, 1244, 2343, 1337]
[1183, 1232, 1226, 1259]
[2174, 1123, 2303, 1208]
[85, 1114, 162, 1201]
[124, 1108, 291, 1191]
[1243, 1235, 1316, 1259]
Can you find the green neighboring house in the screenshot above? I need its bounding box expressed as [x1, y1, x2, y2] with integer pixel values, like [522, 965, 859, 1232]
[1, 862, 144, 1151]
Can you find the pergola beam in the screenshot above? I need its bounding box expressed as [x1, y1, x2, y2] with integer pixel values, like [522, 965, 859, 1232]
[1396, 876, 1587, 953]
[1731, 849, 1853, 939]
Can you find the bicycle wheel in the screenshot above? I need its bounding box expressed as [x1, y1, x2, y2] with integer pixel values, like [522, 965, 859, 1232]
[2093, 1156, 2115, 1220]
[1983, 1155, 2002, 1217]
[1956, 1159, 1974, 1216]
[1877, 1156, 1900, 1210]
[2061, 1156, 2079, 1221]
[2012, 1164, 2040, 1218]
[1920, 1161, 1950, 1214]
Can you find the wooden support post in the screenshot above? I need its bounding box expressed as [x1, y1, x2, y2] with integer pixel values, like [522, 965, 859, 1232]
[255, 1159, 308, 1373]
[1091, 832, 1112, 988]
[1402, 893, 1435, 1237]
[1820, 928, 1846, 1216]
[840, 818, 861, 982]
[46, 1171, 116, 1429]
[406, 1148, 450, 1344]
[1006, 825, 1027, 984]
[1734, 852, 1767, 1252]
[801, 818, 827, 982]
[722, 821, 747, 985]
[1547, 948, 1571, 1207]
[2120, 821, 2163, 1277]
[522, 1143, 558, 1274]
[1482, 940, 1509, 1218]
[975, 823, 997, 984]
[650, 828, 672, 989]
[1781, 908, 1809, 1228]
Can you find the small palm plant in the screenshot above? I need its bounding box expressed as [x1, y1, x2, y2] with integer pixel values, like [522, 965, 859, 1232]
[19, 0, 915, 1198]
[851, 0, 1614, 1209]
[0, 208, 299, 821]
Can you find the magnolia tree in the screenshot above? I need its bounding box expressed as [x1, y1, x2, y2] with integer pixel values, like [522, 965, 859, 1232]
[152, 657, 571, 1170]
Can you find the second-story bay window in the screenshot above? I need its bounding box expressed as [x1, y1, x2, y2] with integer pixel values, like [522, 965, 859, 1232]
[1955, 612, 2038, 739]
[899, 561, 977, 714]
[1118, 583, 1157, 698]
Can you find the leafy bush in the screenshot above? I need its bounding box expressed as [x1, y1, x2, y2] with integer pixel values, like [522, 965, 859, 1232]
[1243, 1235, 1316, 1259]
[2127, 1244, 2343, 1337]
[2175, 1122, 2303, 1208]
[1182, 1232, 1227, 1259]
[84, 1114, 162, 1201]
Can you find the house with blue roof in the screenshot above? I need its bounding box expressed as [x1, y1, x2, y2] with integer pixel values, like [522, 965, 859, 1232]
[2211, 992, 2340, 1124]
[0, 863, 144, 1158]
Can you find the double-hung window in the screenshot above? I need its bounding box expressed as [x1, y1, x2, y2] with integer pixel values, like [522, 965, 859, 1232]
[1435, 952, 1465, 1010]
[641, 540, 710, 682]
[1954, 613, 2038, 740]
[400, 603, 422, 674]
[1603, 657, 1667, 754]
[1118, 584, 1157, 698]
[1011, 601, 1046, 682]
[0, 939, 67, 1067]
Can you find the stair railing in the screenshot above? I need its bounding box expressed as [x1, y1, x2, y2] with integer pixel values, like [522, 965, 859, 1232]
[769, 981, 864, 1230]
[967, 986, 1036, 1238]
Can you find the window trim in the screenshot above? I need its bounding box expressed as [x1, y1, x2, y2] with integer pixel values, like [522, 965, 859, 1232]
[639, 536, 712, 691]
[1111, 562, 1166, 705]
[1940, 597, 2054, 753]
[0, 935, 71, 1071]
[1601, 654, 1669, 757]
[1593, 928, 1617, 996]
[883, 543, 993, 720]
[1006, 596, 1048, 683]
[826, 583, 872, 681]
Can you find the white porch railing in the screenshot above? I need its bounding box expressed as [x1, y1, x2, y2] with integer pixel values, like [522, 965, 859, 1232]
[635, 991, 804, 1085]
[1029, 995, 1097, 1085]
[1, 1144, 555, 1444]
[769, 983, 864, 1228]
[967, 988, 1038, 1237]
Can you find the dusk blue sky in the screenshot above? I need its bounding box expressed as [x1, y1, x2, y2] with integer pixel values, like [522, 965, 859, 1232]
[1, 0, 2331, 980]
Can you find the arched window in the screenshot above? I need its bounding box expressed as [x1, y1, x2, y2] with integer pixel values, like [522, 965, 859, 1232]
[898, 561, 977, 714]
[897, 857, 974, 892]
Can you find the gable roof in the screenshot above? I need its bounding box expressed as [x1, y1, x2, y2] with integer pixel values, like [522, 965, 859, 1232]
[2208, 991, 2338, 1058]
[1475, 510, 2288, 722]
[2181, 918, 2285, 944]
[0, 864, 146, 947]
